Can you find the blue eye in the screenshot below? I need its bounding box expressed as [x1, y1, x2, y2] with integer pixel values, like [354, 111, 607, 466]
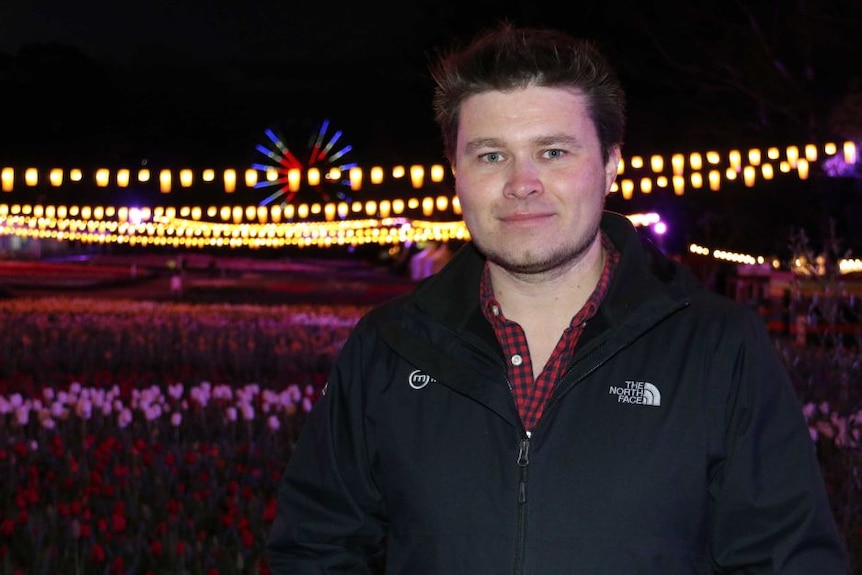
[544, 149, 566, 159]
[481, 152, 503, 163]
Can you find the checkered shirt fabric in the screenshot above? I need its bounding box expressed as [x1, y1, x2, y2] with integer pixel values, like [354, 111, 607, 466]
[480, 234, 620, 432]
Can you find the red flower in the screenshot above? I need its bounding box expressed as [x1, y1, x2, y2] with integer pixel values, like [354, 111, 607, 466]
[0, 518, 14, 536]
[110, 556, 125, 574]
[58, 502, 71, 517]
[150, 540, 162, 556]
[226, 480, 239, 496]
[166, 499, 182, 518]
[240, 528, 254, 549]
[112, 512, 127, 533]
[50, 435, 64, 456]
[176, 540, 187, 555]
[263, 498, 277, 523]
[90, 543, 106, 563]
[78, 522, 92, 538]
[12, 441, 27, 458]
[15, 510, 28, 526]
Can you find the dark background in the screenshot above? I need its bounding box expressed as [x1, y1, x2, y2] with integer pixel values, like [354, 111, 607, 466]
[1, 0, 861, 256]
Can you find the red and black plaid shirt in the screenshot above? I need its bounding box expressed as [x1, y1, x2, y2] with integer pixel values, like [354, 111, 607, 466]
[480, 234, 619, 432]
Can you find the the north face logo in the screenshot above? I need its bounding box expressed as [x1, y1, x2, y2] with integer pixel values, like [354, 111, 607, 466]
[609, 380, 661, 407]
[408, 370, 437, 389]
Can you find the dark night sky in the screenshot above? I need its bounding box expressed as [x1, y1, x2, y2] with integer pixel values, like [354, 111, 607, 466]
[4, 0, 858, 164]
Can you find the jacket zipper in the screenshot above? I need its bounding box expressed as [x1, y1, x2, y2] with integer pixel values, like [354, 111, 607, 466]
[513, 430, 531, 575]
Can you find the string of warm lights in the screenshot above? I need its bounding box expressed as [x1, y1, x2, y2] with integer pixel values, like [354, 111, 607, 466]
[1, 141, 857, 196]
[2, 194, 859, 273]
[688, 243, 862, 275]
[0, 213, 469, 249]
[0, 204, 663, 250]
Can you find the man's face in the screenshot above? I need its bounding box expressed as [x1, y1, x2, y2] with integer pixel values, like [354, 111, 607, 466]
[453, 85, 620, 276]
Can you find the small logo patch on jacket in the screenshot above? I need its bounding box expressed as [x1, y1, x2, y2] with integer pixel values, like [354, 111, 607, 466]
[609, 380, 661, 407]
[408, 370, 437, 389]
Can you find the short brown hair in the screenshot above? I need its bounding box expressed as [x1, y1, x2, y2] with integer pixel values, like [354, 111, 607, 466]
[430, 22, 626, 164]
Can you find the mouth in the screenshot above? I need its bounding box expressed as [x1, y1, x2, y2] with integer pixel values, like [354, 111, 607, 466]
[498, 212, 554, 224]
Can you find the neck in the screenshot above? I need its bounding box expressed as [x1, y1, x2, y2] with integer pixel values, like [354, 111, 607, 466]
[489, 235, 605, 324]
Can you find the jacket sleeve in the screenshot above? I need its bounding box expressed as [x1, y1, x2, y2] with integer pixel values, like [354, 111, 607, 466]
[708, 309, 849, 574]
[266, 321, 386, 574]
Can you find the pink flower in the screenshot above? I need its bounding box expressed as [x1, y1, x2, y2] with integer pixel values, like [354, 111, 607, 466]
[144, 404, 162, 421]
[240, 403, 255, 421]
[75, 398, 92, 420]
[14, 406, 29, 426]
[267, 415, 280, 431]
[117, 408, 133, 429]
[168, 383, 184, 400]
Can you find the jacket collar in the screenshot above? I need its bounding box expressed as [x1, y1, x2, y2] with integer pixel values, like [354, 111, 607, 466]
[409, 211, 697, 336]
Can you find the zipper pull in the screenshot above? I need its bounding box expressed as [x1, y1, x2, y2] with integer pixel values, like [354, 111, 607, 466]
[517, 432, 531, 467]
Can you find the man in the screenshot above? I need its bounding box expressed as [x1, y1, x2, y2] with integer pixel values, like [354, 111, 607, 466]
[267, 23, 848, 573]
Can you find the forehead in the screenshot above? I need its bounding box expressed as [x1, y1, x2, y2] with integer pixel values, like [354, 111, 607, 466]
[457, 86, 597, 146]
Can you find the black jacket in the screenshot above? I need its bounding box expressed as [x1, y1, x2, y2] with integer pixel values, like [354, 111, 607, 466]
[267, 212, 848, 574]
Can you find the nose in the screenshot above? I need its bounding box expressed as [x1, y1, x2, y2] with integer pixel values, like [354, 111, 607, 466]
[503, 158, 543, 199]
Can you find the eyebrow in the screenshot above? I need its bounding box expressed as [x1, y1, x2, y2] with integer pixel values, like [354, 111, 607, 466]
[463, 134, 584, 154]
[533, 134, 584, 148]
[463, 138, 501, 154]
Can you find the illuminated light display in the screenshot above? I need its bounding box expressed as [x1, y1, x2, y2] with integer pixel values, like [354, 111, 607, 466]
[0, 203, 661, 250]
[0, 140, 857, 265]
[253, 121, 356, 206]
[2, 168, 14, 192]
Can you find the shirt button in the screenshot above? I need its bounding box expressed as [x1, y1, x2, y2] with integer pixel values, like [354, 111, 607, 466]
[511, 354, 523, 366]
[490, 304, 500, 316]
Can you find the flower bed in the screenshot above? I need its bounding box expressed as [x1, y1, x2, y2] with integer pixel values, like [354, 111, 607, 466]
[0, 297, 860, 572]
[2, 381, 315, 574]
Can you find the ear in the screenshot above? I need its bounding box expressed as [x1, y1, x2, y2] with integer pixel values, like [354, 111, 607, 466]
[604, 144, 622, 194]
